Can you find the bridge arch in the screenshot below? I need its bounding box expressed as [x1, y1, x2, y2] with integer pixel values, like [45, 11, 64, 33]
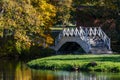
[54, 36, 90, 53]
[58, 42, 85, 54]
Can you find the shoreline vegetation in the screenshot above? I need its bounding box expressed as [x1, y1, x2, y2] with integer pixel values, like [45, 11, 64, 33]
[27, 54, 120, 72]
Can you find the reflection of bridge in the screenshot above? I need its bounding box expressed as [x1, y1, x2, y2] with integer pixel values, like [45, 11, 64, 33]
[51, 27, 112, 53]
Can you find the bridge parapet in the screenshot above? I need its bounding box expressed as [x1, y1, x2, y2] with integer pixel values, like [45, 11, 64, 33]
[62, 27, 111, 50]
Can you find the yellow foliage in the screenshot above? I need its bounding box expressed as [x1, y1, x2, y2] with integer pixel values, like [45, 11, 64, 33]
[0, 0, 56, 49]
[45, 34, 54, 45]
[31, 0, 56, 26]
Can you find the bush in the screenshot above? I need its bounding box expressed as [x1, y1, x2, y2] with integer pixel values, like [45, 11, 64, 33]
[20, 45, 55, 60]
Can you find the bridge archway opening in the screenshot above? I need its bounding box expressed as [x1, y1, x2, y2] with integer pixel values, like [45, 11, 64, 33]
[58, 42, 85, 54]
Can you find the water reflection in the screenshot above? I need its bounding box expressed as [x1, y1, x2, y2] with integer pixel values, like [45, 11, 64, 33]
[0, 60, 32, 80]
[31, 70, 108, 80]
[0, 60, 120, 80]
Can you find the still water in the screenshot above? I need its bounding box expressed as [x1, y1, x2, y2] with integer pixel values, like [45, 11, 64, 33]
[0, 60, 120, 80]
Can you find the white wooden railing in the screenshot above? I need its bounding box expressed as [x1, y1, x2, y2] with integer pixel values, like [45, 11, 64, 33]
[54, 26, 111, 53]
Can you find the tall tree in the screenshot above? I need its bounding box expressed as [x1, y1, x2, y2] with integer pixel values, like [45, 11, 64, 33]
[0, 0, 56, 54]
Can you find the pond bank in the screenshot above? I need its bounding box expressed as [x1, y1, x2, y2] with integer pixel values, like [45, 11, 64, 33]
[1, 59, 120, 80]
[27, 54, 120, 72]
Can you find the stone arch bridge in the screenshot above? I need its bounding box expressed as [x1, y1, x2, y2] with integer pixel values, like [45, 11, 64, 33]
[51, 27, 112, 54]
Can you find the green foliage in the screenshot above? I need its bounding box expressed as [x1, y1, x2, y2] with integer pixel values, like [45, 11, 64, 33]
[50, 0, 73, 25]
[28, 55, 120, 72]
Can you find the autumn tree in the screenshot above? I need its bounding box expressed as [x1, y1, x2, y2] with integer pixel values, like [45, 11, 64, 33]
[0, 0, 56, 55]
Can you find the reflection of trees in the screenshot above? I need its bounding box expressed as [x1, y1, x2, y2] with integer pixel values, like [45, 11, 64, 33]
[0, 60, 32, 80]
[15, 62, 32, 80]
[0, 60, 17, 80]
[31, 70, 56, 80]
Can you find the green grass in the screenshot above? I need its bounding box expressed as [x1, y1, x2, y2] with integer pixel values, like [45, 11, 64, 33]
[27, 54, 120, 72]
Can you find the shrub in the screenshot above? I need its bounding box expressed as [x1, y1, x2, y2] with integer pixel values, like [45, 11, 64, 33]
[20, 45, 55, 60]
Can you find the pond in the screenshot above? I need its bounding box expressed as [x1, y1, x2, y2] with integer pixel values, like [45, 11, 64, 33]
[0, 60, 120, 80]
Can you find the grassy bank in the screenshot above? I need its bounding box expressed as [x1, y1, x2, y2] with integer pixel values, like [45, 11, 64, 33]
[27, 54, 120, 72]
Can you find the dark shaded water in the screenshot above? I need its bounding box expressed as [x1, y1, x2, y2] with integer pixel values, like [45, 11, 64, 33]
[0, 60, 120, 80]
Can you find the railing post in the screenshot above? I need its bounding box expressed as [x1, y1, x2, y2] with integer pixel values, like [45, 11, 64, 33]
[108, 38, 111, 50]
